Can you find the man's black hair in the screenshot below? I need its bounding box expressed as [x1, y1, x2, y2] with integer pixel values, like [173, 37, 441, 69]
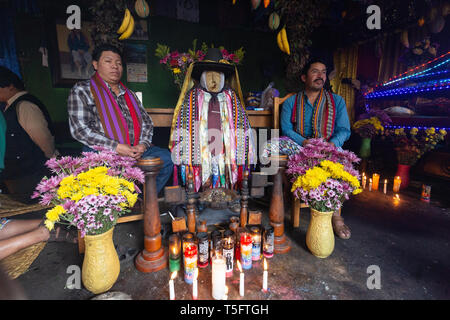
[301, 58, 328, 76]
[92, 44, 123, 62]
[0, 66, 25, 90]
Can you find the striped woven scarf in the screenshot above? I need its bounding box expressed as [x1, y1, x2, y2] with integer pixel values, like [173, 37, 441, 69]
[90, 72, 143, 146]
[291, 89, 336, 141]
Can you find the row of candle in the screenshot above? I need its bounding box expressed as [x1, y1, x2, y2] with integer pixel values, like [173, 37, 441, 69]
[361, 173, 402, 193]
[168, 225, 272, 300]
[168, 254, 269, 300]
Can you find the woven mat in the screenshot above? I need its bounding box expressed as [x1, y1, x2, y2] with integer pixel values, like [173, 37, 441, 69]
[0, 194, 50, 218]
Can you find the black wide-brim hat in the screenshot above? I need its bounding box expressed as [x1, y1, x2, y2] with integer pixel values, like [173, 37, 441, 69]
[191, 48, 235, 80]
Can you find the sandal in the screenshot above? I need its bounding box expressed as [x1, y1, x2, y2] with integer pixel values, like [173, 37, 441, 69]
[115, 245, 138, 265]
[48, 226, 78, 244]
[332, 215, 351, 240]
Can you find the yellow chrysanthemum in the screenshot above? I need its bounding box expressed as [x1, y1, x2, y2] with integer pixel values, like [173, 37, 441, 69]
[44, 219, 55, 231]
[45, 205, 66, 222]
[173, 68, 181, 74]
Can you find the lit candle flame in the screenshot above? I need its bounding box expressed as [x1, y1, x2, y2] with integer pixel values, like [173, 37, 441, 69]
[225, 286, 228, 295]
[170, 271, 177, 280]
[263, 258, 268, 271]
[237, 260, 243, 273]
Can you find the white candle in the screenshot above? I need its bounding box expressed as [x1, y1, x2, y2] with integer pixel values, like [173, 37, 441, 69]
[169, 271, 177, 300]
[262, 258, 268, 292]
[237, 260, 244, 297]
[223, 285, 228, 300]
[369, 178, 372, 191]
[211, 254, 226, 300]
[383, 179, 387, 194]
[193, 268, 198, 300]
[362, 173, 366, 189]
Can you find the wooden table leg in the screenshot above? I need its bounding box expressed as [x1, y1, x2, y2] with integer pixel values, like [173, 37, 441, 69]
[186, 171, 196, 234]
[269, 155, 291, 254]
[135, 157, 168, 273]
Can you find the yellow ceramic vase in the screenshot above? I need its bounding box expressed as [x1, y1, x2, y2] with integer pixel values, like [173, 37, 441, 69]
[82, 227, 120, 294]
[306, 209, 335, 258]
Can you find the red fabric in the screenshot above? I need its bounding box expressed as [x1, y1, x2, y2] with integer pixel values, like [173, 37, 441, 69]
[124, 92, 141, 146]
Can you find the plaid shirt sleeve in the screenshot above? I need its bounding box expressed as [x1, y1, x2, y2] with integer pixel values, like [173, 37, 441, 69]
[129, 90, 154, 148]
[67, 81, 119, 151]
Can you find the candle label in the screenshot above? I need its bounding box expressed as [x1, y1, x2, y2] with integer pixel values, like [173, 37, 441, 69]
[184, 245, 197, 284]
[240, 243, 252, 269]
[223, 247, 234, 275]
[198, 239, 209, 267]
[184, 256, 197, 284]
[252, 242, 261, 261]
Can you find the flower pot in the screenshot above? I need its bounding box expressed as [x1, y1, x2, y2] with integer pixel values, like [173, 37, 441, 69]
[306, 209, 335, 258]
[395, 164, 411, 189]
[82, 227, 120, 294]
[359, 137, 372, 159]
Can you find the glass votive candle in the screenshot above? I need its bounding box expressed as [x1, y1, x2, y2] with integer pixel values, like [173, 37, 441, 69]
[169, 233, 181, 272]
[210, 230, 222, 258]
[240, 231, 253, 270]
[263, 226, 274, 258]
[183, 242, 197, 284]
[197, 232, 209, 268]
[372, 173, 380, 190]
[211, 252, 226, 300]
[393, 176, 401, 192]
[182, 232, 195, 254]
[223, 230, 235, 277]
[250, 226, 261, 261]
[234, 227, 246, 262]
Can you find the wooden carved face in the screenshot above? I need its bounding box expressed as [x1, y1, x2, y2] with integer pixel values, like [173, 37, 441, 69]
[204, 71, 223, 93]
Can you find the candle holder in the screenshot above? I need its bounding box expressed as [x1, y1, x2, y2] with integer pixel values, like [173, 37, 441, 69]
[135, 157, 167, 273]
[240, 231, 253, 270]
[223, 230, 235, 277]
[372, 174, 380, 191]
[182, 232, 195, 254]
[393, 176, 401, 192]
[250, 226, 262, 261]
[268, 155, 291, 254]
[263, 226, 274, 258]
[197, 232, 209, 268]
[169, 234, 181, 272]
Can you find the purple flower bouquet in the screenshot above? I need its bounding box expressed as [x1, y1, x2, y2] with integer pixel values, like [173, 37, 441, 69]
[286, 139, 362, 212]
[32, 146, 145, 237]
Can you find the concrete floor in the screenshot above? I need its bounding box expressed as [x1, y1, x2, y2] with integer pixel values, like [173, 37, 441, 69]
[10, 179, 450, 300]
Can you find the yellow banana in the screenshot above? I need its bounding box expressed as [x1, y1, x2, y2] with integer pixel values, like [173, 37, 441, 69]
[117, 8, 131, 34]
[118, 15, 135, 40]
[280, 27, 290, 55]
[276, 30, 285, 53]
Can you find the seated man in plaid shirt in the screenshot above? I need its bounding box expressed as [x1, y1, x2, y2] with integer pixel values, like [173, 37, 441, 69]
[67, 44, 173, 195]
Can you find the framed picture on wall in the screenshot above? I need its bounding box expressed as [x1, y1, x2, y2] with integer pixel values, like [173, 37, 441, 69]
[48, 20, 95, 87]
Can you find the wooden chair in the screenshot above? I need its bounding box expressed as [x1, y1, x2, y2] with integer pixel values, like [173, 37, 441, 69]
[272, 93, 309, 228]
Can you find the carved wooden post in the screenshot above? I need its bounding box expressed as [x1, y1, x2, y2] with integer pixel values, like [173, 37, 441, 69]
[135, 157, 167, 273]
[269, 155, 291, 254]
[240, 170, 249, 227]
[186, 171, 197, 234]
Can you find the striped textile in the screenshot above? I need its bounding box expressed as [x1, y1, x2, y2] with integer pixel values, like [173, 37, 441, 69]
[291, 89, 336, 141]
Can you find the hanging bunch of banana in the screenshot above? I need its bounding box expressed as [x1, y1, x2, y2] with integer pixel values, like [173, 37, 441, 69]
[276, 26, 290, 55]
[117, 8, 135, 40]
